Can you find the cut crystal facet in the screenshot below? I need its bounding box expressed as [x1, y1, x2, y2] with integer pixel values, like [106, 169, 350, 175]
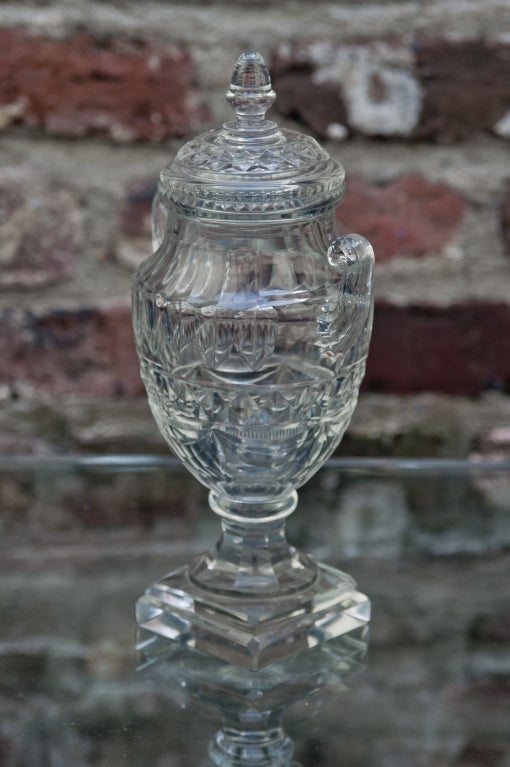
[137, 561, 370, 670]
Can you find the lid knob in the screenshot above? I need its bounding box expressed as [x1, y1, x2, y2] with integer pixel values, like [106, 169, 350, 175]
[226, 52, 276, 123]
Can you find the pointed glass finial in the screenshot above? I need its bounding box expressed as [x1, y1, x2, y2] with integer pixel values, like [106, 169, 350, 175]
[226, 51, 276, 123]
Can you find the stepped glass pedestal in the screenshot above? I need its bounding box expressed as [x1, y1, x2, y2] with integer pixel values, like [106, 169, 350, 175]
[136, 501, 370, 669]
[132, 51, 374, 670]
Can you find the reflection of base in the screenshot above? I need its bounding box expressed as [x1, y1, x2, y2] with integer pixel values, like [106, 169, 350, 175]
[136, 562, 370, 670]
[137, 620, 369, 767]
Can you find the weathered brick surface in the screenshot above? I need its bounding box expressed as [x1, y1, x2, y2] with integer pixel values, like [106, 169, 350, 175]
[0, 29, 209, 142]
[272, 40, 422, 139]
[338, 174, 466, 262]
[0, 1, 508, 457]
[415, 39, 510, 142]
[0, 305, 142, 398]
[271, 61, 347, 139]
[0, 169, 82, 289]
[366, 302, 510, 396]
[272, 38, 510, 141]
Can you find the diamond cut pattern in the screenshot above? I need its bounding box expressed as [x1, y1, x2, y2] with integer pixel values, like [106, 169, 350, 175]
[161, 124, 344, 217]
[176, 135, 325, 176]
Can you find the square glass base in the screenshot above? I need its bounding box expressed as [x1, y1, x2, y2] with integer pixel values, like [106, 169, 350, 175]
[136, 563, 370, 670]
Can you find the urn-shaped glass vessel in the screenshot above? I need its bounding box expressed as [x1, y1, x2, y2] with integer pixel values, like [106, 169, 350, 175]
[132, 52, 374, 670]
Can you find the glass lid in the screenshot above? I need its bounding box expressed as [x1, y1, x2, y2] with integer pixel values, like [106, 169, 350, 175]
[158, 51, 345, 220]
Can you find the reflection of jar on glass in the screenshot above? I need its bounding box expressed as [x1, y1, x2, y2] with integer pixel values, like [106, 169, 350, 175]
[132, 52, 374, 670]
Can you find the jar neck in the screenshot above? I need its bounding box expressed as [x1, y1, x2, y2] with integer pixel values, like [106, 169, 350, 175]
[163, 206, 338, 243]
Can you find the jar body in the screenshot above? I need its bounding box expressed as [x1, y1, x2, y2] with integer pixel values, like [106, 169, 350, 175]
[132, 208, 373, 507]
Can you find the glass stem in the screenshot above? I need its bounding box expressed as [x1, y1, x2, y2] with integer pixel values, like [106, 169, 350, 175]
[189, 491, 317, 596]
[209, 713, 294, 767]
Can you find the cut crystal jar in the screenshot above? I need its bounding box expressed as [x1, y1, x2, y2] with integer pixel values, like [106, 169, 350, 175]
[132, 52, 374, 669]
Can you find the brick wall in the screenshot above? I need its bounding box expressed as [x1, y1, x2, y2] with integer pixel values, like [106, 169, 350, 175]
[1, 0, 510, 457]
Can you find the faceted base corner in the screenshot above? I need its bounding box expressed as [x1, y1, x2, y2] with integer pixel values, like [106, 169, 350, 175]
[136, 562, 370, 670]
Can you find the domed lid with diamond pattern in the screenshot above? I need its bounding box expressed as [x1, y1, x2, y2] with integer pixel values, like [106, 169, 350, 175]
[158, 51, 345, 220]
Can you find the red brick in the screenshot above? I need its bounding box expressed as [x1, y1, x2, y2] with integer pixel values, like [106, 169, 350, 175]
[271, 63, 347, 138]
[366, 302, 510, 396]
[0, 169, 82, 289]
[0, 305, 143, 398]
[338, 174, 465, 262]
[272, 39, 510, 141]
[415, 39, 510, 142]
[272, 40, 421, 139]
[0, 29, 209, 142]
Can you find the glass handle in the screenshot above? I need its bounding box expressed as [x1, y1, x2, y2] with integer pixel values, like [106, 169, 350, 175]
[327, 233, 374, 279]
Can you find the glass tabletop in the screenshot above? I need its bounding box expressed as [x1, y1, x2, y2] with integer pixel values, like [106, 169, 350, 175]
[1, 456, 509, 766]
